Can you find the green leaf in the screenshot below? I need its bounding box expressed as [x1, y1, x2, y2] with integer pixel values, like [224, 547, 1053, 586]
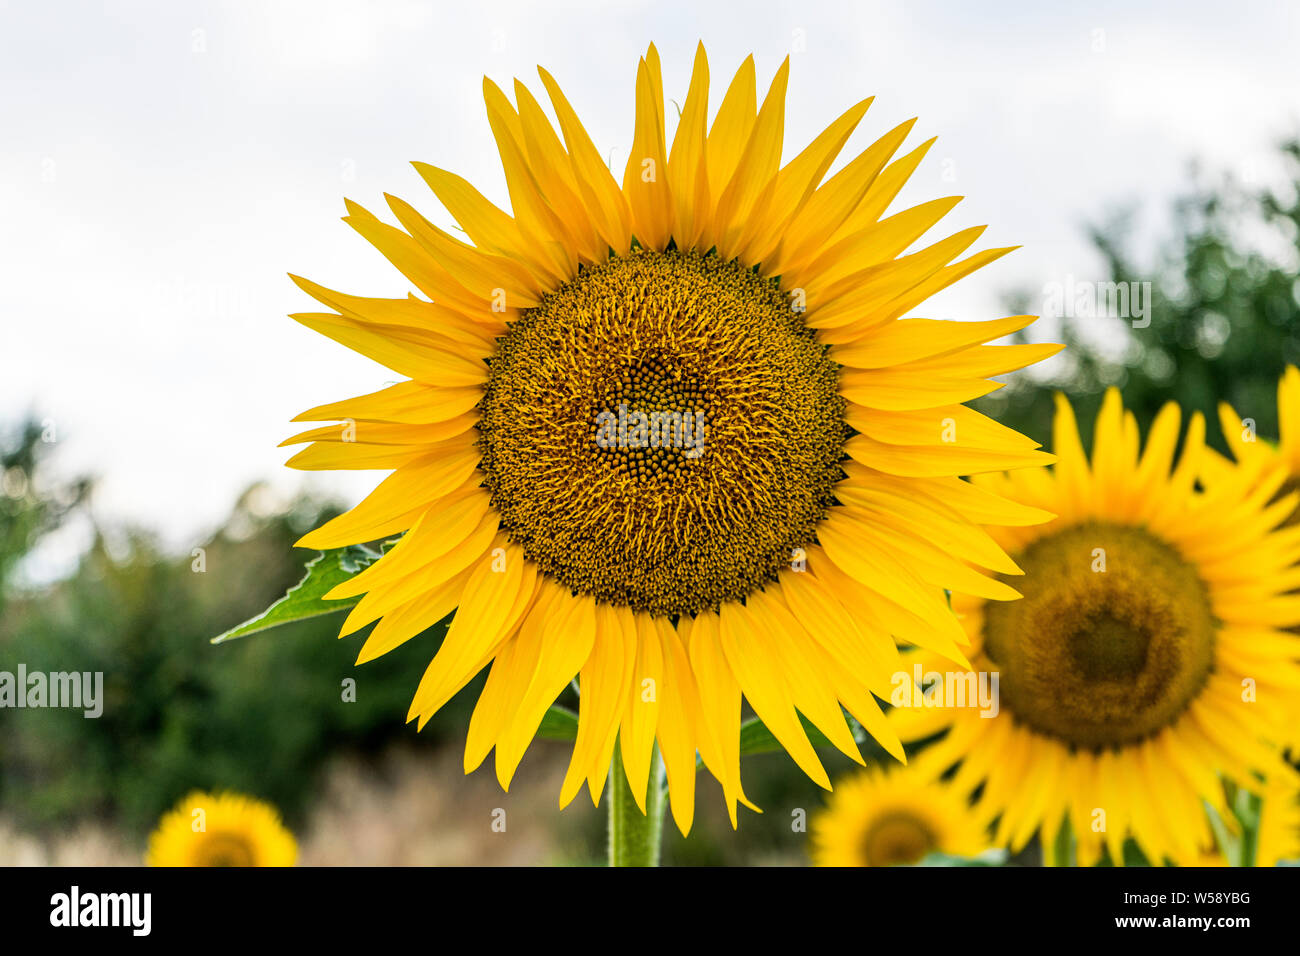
[1118, 838, 1154, 867]
[537, 705, 578, 742]
[210, 544, 384, 644]
[1204, 801, 1241, 865]
[1232, 789, 1263, 867]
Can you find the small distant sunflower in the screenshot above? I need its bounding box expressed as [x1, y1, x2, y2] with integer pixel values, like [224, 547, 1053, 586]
[147, 791, 297, 867]
[810, 765, 989, 866]
[897, 389, 1300, 865]
[286, 43, 1057, 832]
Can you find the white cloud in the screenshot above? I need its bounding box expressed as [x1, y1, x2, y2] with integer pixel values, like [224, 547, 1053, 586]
[3, 0, 1297, 576]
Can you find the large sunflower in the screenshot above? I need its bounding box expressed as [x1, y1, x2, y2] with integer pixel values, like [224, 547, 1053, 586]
[810, 765, 990, 867]
[285, 43, 1058, 833]
[147, 791, 297, 867]
[896, 389, 1300, 865]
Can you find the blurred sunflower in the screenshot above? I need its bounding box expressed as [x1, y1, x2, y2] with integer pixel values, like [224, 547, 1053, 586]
[810, 765, 989, 866]
[1212, 365, 1300, 751]
[285, 42, 1058, 833]
[1256, 775, 1300, 866]
[147, 791, 297, 867]
[1210, 366, 1300, 519]
[896, 389, 1300, 865]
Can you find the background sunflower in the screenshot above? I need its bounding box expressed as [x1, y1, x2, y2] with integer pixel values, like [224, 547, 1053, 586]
[896, 390, 1300, 866]
[810, 765, 990, 866]
[147, 791, 297, 867]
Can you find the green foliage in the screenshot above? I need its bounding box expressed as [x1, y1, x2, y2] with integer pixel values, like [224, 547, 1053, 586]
[537, 705, 578, 741]
[738, 711, 874, 756]
[982, 139, 1300, 452]
[212, 543, 386, 644]
[0, 482, 472, 838]
[0, 418, 90, 614]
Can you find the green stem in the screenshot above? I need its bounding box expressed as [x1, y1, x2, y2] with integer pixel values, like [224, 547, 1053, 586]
[1205, 803, 1238, 865]
[607, 740, 666, 867]
[1237, 791, 1262, 867]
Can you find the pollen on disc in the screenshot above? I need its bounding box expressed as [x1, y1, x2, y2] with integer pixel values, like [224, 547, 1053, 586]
[476, 248, 847, 617]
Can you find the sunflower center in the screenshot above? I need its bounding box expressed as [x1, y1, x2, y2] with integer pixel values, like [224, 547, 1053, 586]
[477, 248, 846, 616]
[982, 522, 1216, 749]
[861, 811, 937, 866]
[193, 831, 257, 867]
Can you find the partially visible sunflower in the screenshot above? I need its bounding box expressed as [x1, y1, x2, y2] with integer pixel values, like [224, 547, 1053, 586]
[1209, 366, 1300, 516]
[1256, 774, 1300, 866]
[147, 791, 297, 867]
[810, 765, 989, 866]
[286, 42, 1058, 833]
[1212, 365, 1300, 751]
[896, 389, 1300, 865]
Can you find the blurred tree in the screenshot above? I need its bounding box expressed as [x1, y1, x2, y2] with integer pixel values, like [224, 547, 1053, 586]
[0, 478, 475, 838]
[982, 139, 1300, 453]
[0, 417, 91, 614]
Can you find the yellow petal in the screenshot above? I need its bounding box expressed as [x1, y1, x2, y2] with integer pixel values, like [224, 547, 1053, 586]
[717, 599, 829, 788]
[619, 613, 664, 812]
[622, 57, 673, 250]
[295, 447, 480, 550]
[685, 610, 753, 826]
[407, 542, 535, 727]
[560, 602, 636, 808]
[289, 311, 488, 386]
[666, 42, 711, 248]
[463, 581, 558, 771]
[536, 66, 633, 253]
[292, 380, 481, 426]
[495, 590, 596, 789]
[654, 618, 701, 834]
[711, 57, 789, 258]
[704, 56, 757, 218]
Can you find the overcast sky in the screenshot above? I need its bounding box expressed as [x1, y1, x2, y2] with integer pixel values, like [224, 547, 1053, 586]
[3, 0, 1299, 580]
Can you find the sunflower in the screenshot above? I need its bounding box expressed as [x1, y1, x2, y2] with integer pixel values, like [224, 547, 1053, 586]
[896, 389, 1300, 865]
[1213, 365, 1300, 751]
[810, 765, 989, 866]
[1210, 366, 1300, 516]
[284, 43, 1058, 834]
[147, 791, 297, 867]
[1256, 774, 1300, 865]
